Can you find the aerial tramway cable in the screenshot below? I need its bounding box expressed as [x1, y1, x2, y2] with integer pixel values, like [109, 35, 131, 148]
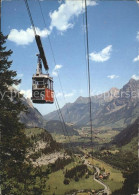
[24, 0, 37, 36]
[54, 100, 70, 149]
[54, 94, 73, 149]
[37, 0, 75, 148]
[84, 0, 93, 143]
[37, 0, 72, 123]
[38, 0, 93, 145]
[24, 0, 73, 150]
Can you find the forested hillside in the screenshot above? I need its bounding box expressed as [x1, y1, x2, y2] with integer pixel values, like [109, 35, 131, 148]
[111, 118, 138, 146]
[92, 119, 138, 195]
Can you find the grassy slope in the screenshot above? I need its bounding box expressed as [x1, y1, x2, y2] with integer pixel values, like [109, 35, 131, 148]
[51, 133, 81, 143]
[24, 128, 127, 193]
[46, 160, 103, 195]
[24, 128, 102, 194]
[121, 137, 138, 155]
[95, 130, 119, 144]
[88, 158, 124, 192]
[25, 128, 44, 137]
[52, 130, 119, 145]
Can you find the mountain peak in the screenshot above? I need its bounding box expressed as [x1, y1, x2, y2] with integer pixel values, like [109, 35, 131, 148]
[75, 96, 89, 104]
[129, 78, 136, 83]
[26, 98, 34, 108]
[109, 87, 119, 93]
[122, 78, 139, 93]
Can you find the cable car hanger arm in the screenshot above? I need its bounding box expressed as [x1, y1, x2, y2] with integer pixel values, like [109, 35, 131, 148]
[35, 35, 49, 71]
[24, 0, 49, 71]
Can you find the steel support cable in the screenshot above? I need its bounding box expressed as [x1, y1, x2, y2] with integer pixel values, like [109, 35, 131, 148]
[84, 0, 93, 143]
[55, 96, 85, 190]
[36, 6, 94, 191]
[24, 0, 37, 36]
[82, 1, 99, 144]
[37, 0, 73, 147]
[54, 97, 71, 145]
[54, 98, 71, 150]
[54, 100, 68, 150]
[82, 0, 89, 95]
[82, 0, 90, 144]
[54, 100, 66, 137]
[38, 0, 77, 156]
[37, 0, 72, 123]
[38, 0, 93, 148]
[24, 0, 73, 151]
[54, 93, 74, 150]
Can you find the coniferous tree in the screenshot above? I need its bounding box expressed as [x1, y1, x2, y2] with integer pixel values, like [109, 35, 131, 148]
[0, 32, 49, 195]
[0, 32, 29, 194]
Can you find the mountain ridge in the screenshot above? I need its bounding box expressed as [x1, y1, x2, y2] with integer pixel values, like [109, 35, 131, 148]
[44, 79, 139, 129]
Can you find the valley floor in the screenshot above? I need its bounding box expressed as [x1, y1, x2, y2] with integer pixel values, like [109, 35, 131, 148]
[46, 160, 103, 195]
[87, 157, 124, 193]
[45, 155, 124, 195]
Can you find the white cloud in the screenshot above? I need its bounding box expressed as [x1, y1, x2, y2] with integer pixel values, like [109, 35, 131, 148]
[52, 64, 63, 76]
[137, 31, 139, 41]
[56, 92, 63, 97]
[12, 84, 32, 99]
[8, 1, 97, 46]
[56, 91, 75, 98]
[17, 73, 23, 78]
[20, 89, 32, 99]
[65, 92, 74, 97]
[52, 71, 58, 76]
[79, 89, 84, 95]
[55, 65, 63, 70]
[107, 75, 119, 79]
[8, 27, 50, 45]
[131, 74, 139, 80]
[12, 84, 20, 90]
[90, 45, 112, 62]
[49, 0, 97, 31]
[133, 55, 139, 62]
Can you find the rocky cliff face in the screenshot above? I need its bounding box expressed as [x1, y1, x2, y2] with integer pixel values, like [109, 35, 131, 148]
[25, 128, 70, 167]
[44, 79, 139, 129]
[20, 97, 45, 128]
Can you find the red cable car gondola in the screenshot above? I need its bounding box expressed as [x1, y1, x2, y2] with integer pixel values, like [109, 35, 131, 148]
[31, 35, 54, 104]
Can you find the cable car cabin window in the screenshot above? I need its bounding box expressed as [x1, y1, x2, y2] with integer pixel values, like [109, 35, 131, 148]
[50, 80, 51, 90]
[44, 78, 48, 88]
[48, 79, 50, 89]
[38, 81, 43, 85]
[44, 78, 51, 89]
[34, 78, 44, 88]
[50, 80, 53, 90]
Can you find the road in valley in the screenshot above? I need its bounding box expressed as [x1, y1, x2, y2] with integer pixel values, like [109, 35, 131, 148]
[83, 156, 111, 195]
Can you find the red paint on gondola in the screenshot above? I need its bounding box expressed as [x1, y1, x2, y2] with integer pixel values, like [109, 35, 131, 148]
[45, 88, 54, 103]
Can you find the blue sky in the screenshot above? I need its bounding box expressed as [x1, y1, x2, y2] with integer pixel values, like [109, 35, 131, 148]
[2, 0, 139, 115]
